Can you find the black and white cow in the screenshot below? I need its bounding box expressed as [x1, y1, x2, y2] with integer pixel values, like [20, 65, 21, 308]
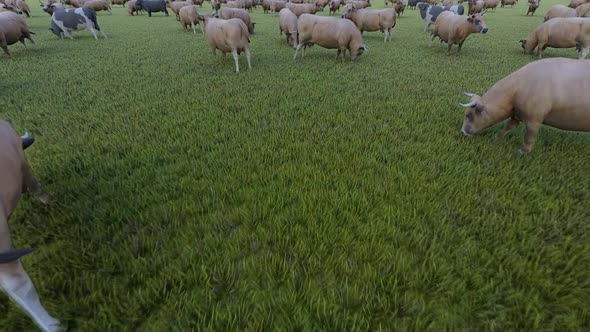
[50, 8, 107, 40]
[135, 0, 168, 17]
[417, 2, 464, 31]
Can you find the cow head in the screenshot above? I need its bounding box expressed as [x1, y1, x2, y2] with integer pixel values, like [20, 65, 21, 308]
[285, 31, 298, 49]
[315, 1, 324, 10]
[467, 13, 488, 33]
[0, 2, 23, 13]
[351, 44, 368, 62]
[417, 2, 428, 18]
[341, 3, 356, 18]
[459, 92, 491, 136]
[517, 39, 535, 54]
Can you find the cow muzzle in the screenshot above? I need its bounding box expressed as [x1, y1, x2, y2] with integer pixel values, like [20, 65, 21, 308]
[481, 27, 488, 33]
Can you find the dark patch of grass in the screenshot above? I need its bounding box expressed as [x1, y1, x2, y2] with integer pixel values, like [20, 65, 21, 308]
[1, 1, 589, 330]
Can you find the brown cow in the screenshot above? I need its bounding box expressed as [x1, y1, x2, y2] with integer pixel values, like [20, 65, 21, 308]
[40, 1, 65, 14]
[0, 11, 34, 57]
[169, 0, 192, 19]
[468, 0, 484, 14]
[293, 14, 368, 62]
[204, 16, 251, 72]
[278, 7, 297, 48]
[576, 2, 590, 15]
[0, 120, 61, 332]
[482, 0, 498, 9]
[269, 0, 285, 14]
[430, 11, 488, 55]
[286, 2, 322, 16]
[526, 0, 539, 15]
[15, 0, 30, 17]
[83, 0, 111, 13]
[179, 5, 203, 32]
[500, 0, 515, 7]
[544, 4, 576, 21]
[459, 58, 590, 155]
[219, 7, 255, 33]
[341, 3, 396, 42]
[127, 0, 142, 14]
[519, 17, 590, 59]
[569, 0, 589, 8]
[328, 0, 340, 14]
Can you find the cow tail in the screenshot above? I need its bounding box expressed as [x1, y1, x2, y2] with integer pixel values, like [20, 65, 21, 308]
[0, 248, 36, 264]
[242, 21, 250, 43]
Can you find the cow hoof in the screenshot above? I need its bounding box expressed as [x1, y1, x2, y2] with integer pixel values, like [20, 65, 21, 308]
[513, 148, 529, 156]
[38, 193, 53, 204]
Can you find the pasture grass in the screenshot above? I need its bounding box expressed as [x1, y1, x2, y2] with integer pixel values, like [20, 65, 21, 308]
[1, 0, 589, 330]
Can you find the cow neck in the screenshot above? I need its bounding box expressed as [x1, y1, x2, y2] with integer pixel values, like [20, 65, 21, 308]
[481, 74, 516, 124]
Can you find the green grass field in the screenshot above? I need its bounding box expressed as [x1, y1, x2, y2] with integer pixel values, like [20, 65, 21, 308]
[1, 0, 590, 330]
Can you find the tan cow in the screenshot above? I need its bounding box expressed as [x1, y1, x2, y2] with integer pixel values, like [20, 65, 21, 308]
[482, 0, 498, 9]
[430, 11, 488, 55]
[576, 2, 590, 15]
[344, 0, 370, 7]
[341, 3, 396, 42]
[293, 14, 368, 62]
[15, 0, 30, 17]
[468, 0, 484, 14]
[211, 0, 220, 10]
[459, 58, 590, 155]
[328, 0, 340, 14]
[169, 0, 192, 19]
[544, 4, 576, 21]
[219, 7, 255, 33]
[519, 17, 590, 58]
[0, 120, 60, 332]
[260, 0, 270, 12]
[269, 0, 285, 14]
[500, 0, 515, 7]
[569, 0, 589, 8]
[0, 11, 34, 58]
[278, 7, 297, 48]
[204, 16, 251, 72]
[40, 1, 65, 14]
[83, 0, 111, 13]
[127, 0, 142, 14]
[179, 5, 203, 32]
[286, 2, 322, 16]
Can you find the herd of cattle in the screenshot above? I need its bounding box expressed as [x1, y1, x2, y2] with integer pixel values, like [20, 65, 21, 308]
[1, 0, 590, 331]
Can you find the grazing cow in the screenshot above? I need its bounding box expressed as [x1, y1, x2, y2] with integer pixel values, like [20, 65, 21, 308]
[127, 0, 142, 14]
[459, 58, 590, 155]
[293, 14, 368, 62]
[544, 4, 576, 21]
[203, 16, 251, 72]
[408, 0, 418, 8]
[526, 0, 538, 15]
[482, 0, 498, 9]
[0, 11, 34, 57]
[83, 0, 111, 13]
[169, 0, 192, 20]
[328, 0, 340, 13]
[50, 8, 107, 39]
[569, 0, 589, 8]
[0, 121, 60, 332]
[576, 3, 590, 15]
[430, 11, 487, 54]
[179, 5, 203, 32]
[417, 3, 464, 31]
[500, 0, 515, 7]
[341, 3, 396, 41]
[269, 0, 285, 14]
[219, 7, 255, 33]
[136, 0, 168, 15]
[467, 0, 483, 13]
[519, 17, 590, 59]
[41, 2, 65, 15]
[286, 2, 322, 16]
[279, 7, 297, 47]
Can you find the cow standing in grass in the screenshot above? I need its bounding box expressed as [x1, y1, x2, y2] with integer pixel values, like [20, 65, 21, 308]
[204, 15, 251, 73]
[0, 10, 34, 57]
[459, 58, 590, 155]
[0, 120, 61, 332]
[430, 11, 487, 54]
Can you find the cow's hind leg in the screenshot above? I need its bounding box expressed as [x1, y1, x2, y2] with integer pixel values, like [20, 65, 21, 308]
[293, 44, 302, 60]
[232, 49, 239, 73]
[580, 46, 589, 59]
[22, 162, 51, 204]
[515, 121, 541, 156]
[456, 41, 464, 55]
[0, 39, 11, 58]
[245, 48, 251, 70]
[89, 28, 99, 40]
[496, 117, 521, 138]
[0, 212, 61, 332]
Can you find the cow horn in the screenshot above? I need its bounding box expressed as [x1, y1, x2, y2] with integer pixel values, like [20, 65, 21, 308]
[21, 132, 30, 139]
[463, 91, 476, 97]
[361, 44, 368, 51]
[459, 100, 477, 108]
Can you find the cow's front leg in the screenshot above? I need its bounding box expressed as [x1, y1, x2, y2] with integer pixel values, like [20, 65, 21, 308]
[496, 117, 521, 138]
[515, 122, 541, 156]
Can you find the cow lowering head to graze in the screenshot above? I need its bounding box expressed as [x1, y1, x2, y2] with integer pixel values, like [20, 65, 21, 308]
[0, 120, 61, 332]
[203, 16, 251, 72]
[518, 17, 590, 58]
[544, 4, 576, 21]
[110, 0, 127, 6]
[136, 0, 168, 15]
[341, 3, 396, 42]
[430, 11, 487, 54]
[500, 0, 515, 7]
[526, 0, 538, 15]
[219, 7, 255, 33]
[179, 5, 203, 32]
[575, 2, 590, 15]
[0, 11, 34, 57]
[40, 1, 65, 14]
[260, 0, 270, 12]
[278, 7, 297, 48]
[286, 2, 322, 16]
[459, 58, 590, 155]
[466, 0, 483, 13]
[293, 14, 368, 62]
[50, 7, 107, 39]
[328, 0, 340, 14]
[569, 0, 589, 8]
[417, 2, 464, 31]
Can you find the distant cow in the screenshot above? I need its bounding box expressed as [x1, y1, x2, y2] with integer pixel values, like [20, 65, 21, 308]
[341, 3, 396, 41]
[569, 0, 589, 8]
[0, 11, 34, 57]
[286, 2, 322, 16]
[500, 0, 515, 7]
[15, 0, 31, 17]
[41, 2, 65, 15]
[408, 0, 418, 8]
[50, 8, 107, 39]
[526, 0, 538, 15]
[576, 3, 590, 15]
[430, 11, 487, 54]
[219, 7, 255, 33]
[0, 120, 60, 332]
[127, 0, 142, 14]
[417, 2, 464, 31]
[459, 58, 590, 155]
[203, 16, 251, 72]
[544, 4, 576, 21]
[179, 5, 203, 32]
[482, 0, 498, 9]
[278, 7, 297, 47]
[328, 0, 340, 13]
[467, 0, 483, 13]
[293, 14, 368, 62]
[83, 0, 112, 14]
[136, 0, 169, 15]
[519, 17, 590, 59]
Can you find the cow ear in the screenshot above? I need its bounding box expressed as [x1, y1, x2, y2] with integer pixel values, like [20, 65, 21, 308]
[467, 16, 473, 22]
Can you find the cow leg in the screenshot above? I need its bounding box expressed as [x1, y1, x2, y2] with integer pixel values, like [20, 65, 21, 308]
[580, 46, 589, 59]
[246, 48, 251, 70]
[66, 31, 74, 40]
[335, 49, 341, 60]
[199, 22, 204, 33]
[447, 43, 453, 55]
[0, 212, 60, 332]
[293, 44, 302, 60]
[89, 28, 99, 40]
[222, 51, 226, 63]
[515, 122, 541, 156]
[341, 48, 346, 62]
[429, 33, 435, 47]
[165, 9, 169, 16]
[424, 20, 429, 32]
[457, 42, 464, 55]
[99, 29, 107, 39]
[22, 163, 51, 204]
[232, 50, 239, 73]
[0, 39, 10, 58]
[537, 45, 544, 59]
[496, 117, 521, 138]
